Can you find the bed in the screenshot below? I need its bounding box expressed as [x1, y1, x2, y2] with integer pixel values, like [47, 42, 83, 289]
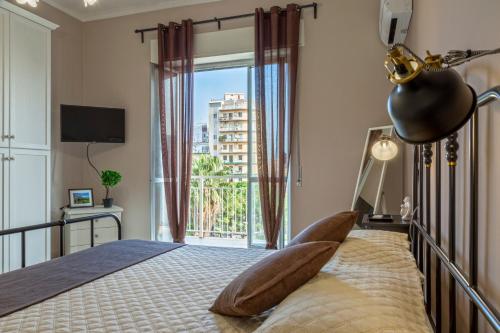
[0, 229, 430, 333]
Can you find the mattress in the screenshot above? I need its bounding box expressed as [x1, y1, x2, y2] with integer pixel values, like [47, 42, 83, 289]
[0, 230, 428, 333]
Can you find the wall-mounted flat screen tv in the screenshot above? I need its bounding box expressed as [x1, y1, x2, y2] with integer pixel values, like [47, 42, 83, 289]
[61, 105, 125, 143]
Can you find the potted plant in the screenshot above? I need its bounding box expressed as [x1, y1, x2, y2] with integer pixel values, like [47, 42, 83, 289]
[101, 170, 122, 208]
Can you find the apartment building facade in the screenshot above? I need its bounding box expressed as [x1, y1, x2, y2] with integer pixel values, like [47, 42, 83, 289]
[208, 93, 255, 174]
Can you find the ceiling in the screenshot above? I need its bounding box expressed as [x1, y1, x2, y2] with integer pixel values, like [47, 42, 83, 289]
[42, 0, 221, 22]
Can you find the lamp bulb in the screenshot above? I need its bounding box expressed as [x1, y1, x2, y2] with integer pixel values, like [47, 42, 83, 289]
[84, 0, 98, 7]
[16, 0, 39, 7]
[371, 136, 398, 161]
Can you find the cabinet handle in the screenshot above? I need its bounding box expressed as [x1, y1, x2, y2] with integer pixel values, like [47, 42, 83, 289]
[3, 157, 14, 161]
[9, 157, 14, 161]
[9, 135, 15, 139]
[94, 234, 99, 238]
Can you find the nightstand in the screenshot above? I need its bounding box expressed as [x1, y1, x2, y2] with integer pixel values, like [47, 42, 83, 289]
[360, 214, 410, 234]
[63, 205, 123, 255]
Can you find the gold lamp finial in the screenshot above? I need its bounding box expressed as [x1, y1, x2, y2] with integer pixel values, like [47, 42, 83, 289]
[384, 46, 423, 84]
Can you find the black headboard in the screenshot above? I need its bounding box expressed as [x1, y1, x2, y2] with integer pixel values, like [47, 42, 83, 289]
[411, 92, 500, 332]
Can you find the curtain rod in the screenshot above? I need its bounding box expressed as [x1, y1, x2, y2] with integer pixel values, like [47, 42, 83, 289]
[134, 2, 318, 43]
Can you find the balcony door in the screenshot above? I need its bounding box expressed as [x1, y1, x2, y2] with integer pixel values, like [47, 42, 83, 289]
[151, 59, 290, 248]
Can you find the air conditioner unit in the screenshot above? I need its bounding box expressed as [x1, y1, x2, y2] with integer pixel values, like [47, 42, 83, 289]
[379, 0, 413, 46]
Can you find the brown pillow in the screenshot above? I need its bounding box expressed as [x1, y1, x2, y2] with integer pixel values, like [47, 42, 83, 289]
[287, 211, 358, 247]
[209, 241, 339, 317]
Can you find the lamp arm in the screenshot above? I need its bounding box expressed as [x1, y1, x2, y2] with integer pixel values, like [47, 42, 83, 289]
[477, 86, 500, 107]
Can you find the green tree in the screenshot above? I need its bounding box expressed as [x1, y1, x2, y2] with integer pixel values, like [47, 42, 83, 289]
[190, 155, 247, 238]
[192, 154, 229, 178]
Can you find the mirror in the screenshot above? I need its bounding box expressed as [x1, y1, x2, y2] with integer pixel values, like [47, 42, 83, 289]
[351, 125, 404, 224]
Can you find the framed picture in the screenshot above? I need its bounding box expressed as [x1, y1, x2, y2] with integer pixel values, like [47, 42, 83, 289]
[68, 188, 94, 208]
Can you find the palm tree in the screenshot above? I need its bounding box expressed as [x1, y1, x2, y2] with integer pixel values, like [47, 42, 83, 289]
[192, 154, 229, 177]
[191, 155, 230, 237]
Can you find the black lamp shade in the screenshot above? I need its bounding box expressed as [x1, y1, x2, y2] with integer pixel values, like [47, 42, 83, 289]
[387, 68, 477, 144]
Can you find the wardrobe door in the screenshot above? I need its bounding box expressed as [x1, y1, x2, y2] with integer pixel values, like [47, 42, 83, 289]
[7, 149, 50, 270]
[0, 148, 8, 273]
[0, 9, 8, 149]
[9, 13, 50, 150]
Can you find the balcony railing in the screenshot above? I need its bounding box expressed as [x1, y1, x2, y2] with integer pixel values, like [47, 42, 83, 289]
[153, 174, 285, 247]
[220, 103, 247, 110]
[219, 125, 245, 132]
[219, 115, 248, 121]
[219, 135, 247, 143]
[220, 148, 247, 153]
[187, 175, 250, 240]
[223, 160, 246, 165]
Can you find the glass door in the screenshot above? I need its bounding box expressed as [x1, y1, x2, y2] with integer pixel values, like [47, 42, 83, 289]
[150, 61, 290, 248]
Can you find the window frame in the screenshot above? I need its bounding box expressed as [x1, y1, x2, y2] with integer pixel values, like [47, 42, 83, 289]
[150, 54, 291, 248]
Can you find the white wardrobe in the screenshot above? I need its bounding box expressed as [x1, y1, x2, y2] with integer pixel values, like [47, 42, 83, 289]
[0, 1, 57, 272]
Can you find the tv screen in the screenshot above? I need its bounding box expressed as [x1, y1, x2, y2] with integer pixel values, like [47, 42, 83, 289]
[61, 105, 125, 143]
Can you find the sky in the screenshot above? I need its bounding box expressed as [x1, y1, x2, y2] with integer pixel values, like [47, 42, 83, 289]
[193, 67, 248, 124]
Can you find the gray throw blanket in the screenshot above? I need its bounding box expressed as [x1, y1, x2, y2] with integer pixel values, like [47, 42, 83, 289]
[0, 239, 184, 318]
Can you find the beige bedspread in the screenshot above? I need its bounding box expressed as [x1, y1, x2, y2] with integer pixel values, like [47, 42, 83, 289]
[0, 230, 429, 333]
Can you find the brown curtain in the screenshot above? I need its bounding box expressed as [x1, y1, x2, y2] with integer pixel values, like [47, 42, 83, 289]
[157, 21, 194, 243]
[255, 5, 300, 249]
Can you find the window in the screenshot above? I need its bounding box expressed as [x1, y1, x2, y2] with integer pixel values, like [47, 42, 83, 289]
[239, 155, 243, 161]
[238, 144, 243, 149]
[223, 156, 227, 161]
[239, 112, 243, 117]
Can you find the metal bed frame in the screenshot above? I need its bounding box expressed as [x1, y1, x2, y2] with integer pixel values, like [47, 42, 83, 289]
[0, 213, 121, 269]
[411, 87, 500, 332]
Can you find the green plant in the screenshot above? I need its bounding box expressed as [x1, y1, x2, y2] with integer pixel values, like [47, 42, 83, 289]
[100, 170, 122, 199]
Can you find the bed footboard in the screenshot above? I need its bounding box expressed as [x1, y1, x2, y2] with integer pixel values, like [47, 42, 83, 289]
[0, 214, 122, 268]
